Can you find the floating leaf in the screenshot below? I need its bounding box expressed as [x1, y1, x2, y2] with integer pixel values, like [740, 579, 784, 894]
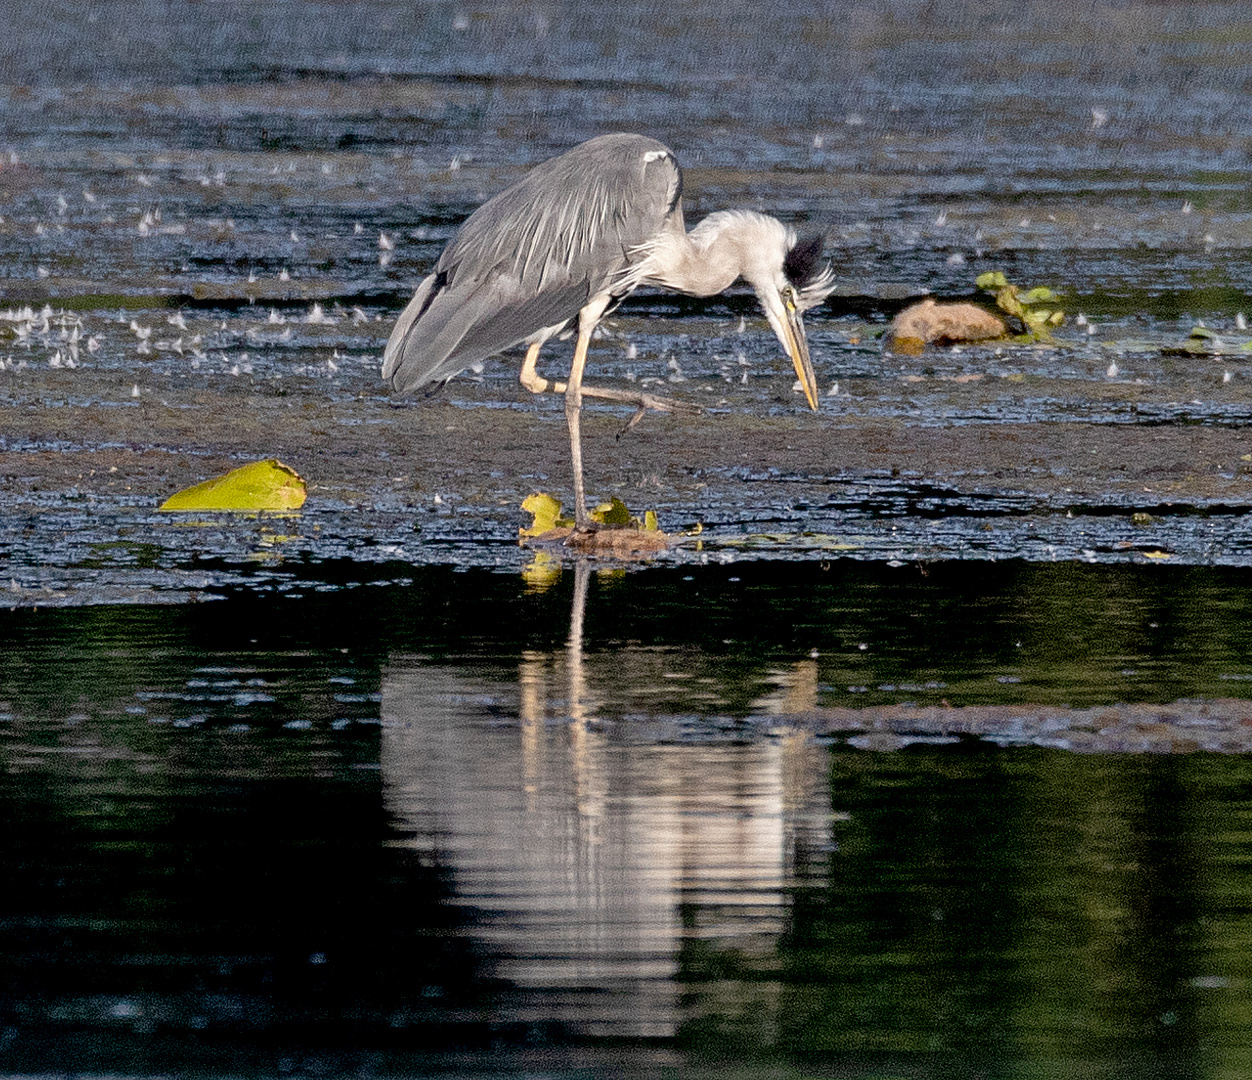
[520, 492, 665, 545]
[520, 492, 574, 537]
[590, 497, 632, 527]
[977, 271, 1064, 344]
[159, 459, 306, 512]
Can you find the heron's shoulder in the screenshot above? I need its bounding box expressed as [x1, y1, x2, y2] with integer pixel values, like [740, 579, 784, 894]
[548, 134, 680, 201]
[563, 132, 676, 165]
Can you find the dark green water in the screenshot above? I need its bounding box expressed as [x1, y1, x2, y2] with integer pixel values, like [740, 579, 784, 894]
[5, 560, 1252, 1078]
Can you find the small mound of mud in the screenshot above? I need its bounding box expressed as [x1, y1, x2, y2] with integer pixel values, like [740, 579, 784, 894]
[526, 524, 676, 557]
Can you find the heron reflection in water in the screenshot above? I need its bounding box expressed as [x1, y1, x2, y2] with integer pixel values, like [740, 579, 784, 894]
[383, 133, 837, 528]
[378, 557, 833, 1038]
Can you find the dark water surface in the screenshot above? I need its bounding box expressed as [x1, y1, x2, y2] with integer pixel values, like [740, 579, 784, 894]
[6, 560, 1252, 1078]
[6, 2, 1252, 1077]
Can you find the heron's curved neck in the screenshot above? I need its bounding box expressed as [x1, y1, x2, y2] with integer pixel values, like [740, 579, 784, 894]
[659, 235, 742, 297]
[642, 211, 770, 298]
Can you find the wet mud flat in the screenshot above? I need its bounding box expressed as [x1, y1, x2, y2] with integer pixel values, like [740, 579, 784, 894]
[6, 303, 1252, 603]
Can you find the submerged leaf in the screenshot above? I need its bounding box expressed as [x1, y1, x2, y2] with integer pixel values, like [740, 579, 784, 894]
[159, 459, 306, 512]
[718, 532, 862, 552]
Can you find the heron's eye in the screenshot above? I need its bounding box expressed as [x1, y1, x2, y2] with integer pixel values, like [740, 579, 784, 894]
[782, 287, 798, 313]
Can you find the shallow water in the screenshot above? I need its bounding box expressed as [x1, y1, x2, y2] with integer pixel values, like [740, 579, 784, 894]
[5, 3, 1252, 1077]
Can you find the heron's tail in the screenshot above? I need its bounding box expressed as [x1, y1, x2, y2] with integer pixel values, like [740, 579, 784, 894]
[382, 273, 442, 392]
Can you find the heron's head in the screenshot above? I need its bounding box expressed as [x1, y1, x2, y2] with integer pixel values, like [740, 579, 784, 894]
[721, 213, 835, 410]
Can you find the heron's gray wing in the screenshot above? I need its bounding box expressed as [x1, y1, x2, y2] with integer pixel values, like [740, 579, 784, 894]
[440, 134, 682, 296]
[384, 272, 589, 393]
[384, 134, 682, 393]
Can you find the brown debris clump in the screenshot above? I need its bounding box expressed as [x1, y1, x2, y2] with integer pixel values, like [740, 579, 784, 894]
[538, 525, 675, 556]
[890, 298, 1006, 353]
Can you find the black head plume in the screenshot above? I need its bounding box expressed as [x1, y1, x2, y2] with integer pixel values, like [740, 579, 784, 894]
[783, 231, 827, 290]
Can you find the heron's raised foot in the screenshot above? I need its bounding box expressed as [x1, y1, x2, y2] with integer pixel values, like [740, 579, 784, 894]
[518, 342, 699, 433]
[522, 372, 700, 427]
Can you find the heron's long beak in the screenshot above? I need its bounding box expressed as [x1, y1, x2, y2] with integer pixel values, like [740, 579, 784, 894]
[762, 290, 820, 410]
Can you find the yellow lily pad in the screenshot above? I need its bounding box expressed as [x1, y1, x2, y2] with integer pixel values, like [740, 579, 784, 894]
[159, 459, 307, 512]
[520, 492, 575, 537]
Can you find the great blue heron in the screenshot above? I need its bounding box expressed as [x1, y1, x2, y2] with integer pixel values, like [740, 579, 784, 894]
[383, 132, 836, 529]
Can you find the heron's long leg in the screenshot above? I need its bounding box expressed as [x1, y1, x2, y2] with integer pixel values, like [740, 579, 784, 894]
[565, 332, 591, 529]
[564, 297, 611, 529]
[519, 341, 545, 393]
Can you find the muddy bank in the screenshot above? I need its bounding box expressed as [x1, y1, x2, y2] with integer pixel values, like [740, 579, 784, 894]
[5, 318, 1252, 605]
[5, 316, 1252, 513]
[6, 365, 1252, 513]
